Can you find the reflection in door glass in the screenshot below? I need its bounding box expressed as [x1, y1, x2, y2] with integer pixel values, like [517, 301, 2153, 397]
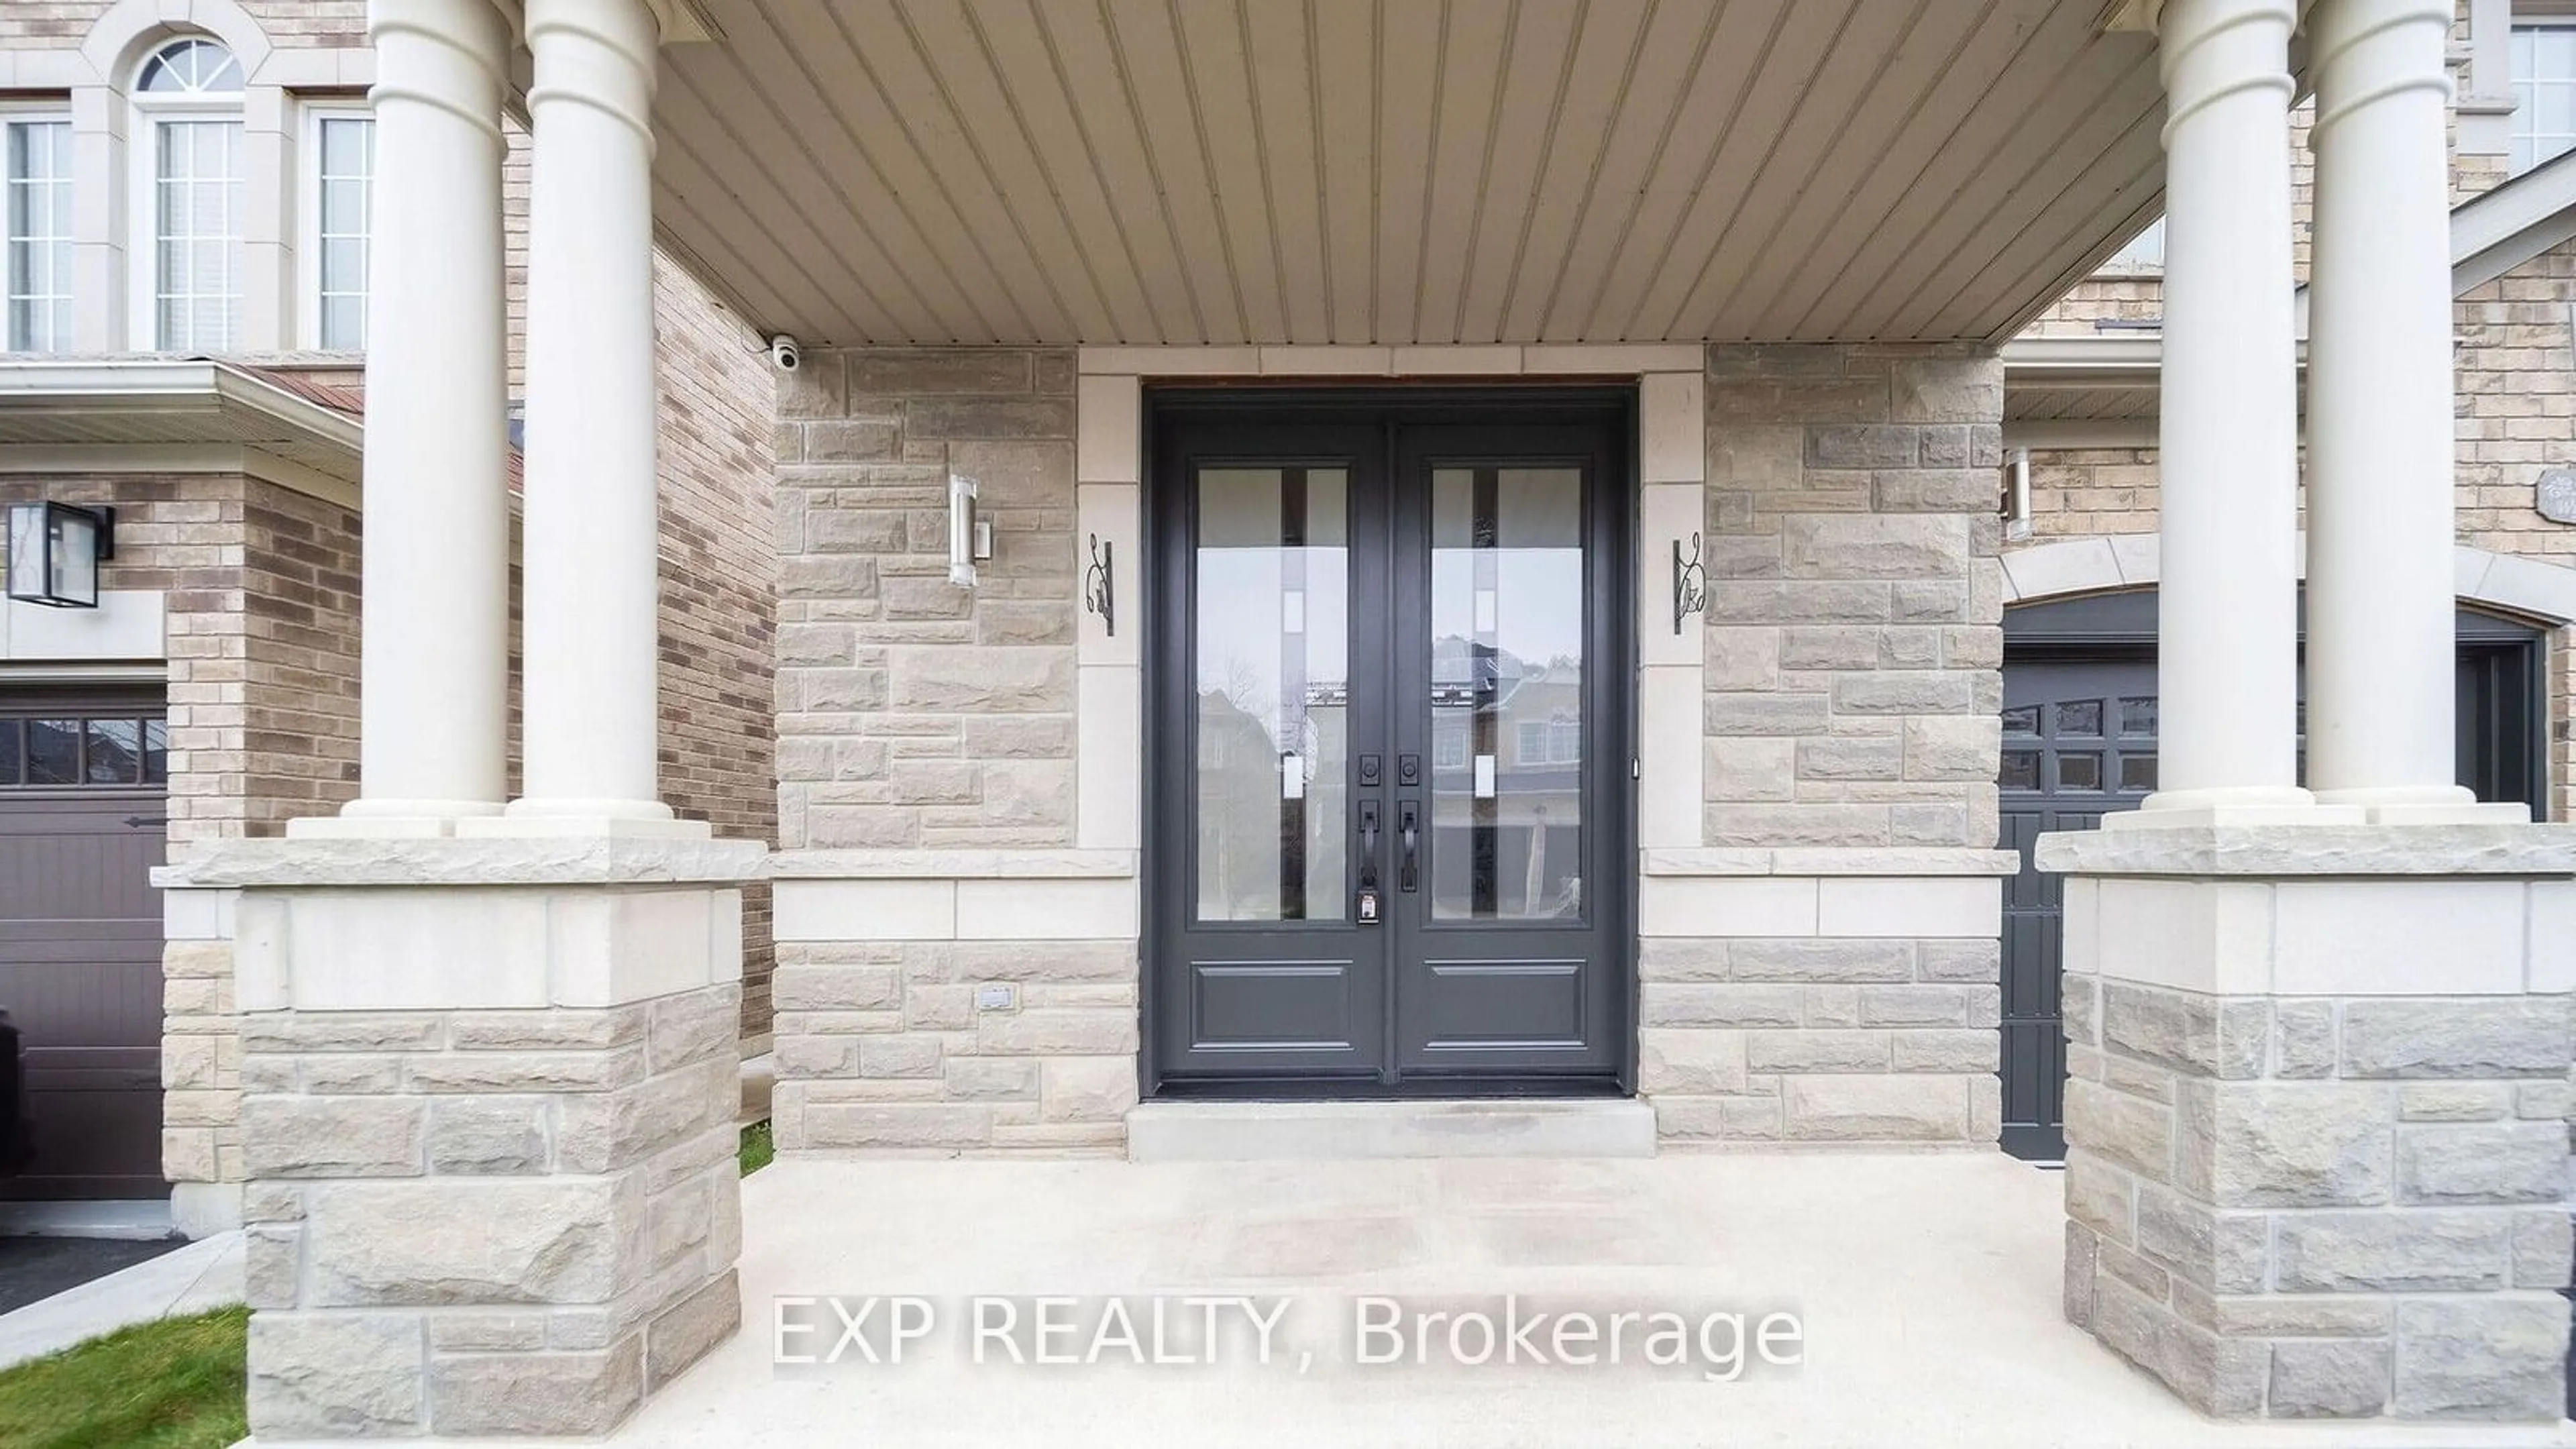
[1429, 467, 1583, 921]
[1194, 468, 1349, 922]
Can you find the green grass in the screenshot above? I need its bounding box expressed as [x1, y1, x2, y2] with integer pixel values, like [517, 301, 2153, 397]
[0, 1305, 248, 1449]
[740, 1118, 774, 1175]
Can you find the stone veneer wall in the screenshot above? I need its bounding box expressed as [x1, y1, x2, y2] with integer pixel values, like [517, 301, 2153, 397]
[193, 841, 759, 1440]
[2053, 856, 2575, 1419]
[766, 343, 2020, 1150]
[1642, 344, 2010, 1144]
[240, 985, 743, 1436]
[769, 348, 1136, 1152]
[771, 346, 1079, 851]
[1700, 345, 2005, 852]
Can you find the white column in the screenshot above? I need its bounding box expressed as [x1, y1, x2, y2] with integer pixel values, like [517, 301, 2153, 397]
[484, 0, 694, 835]
[297, 0, 511, 836]
[2125, 0, 2320, 825]
[2306, 0, 2518, 822]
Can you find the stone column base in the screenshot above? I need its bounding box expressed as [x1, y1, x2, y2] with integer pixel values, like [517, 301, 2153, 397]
[2039, 824, 2576, 1422]
[160, 837, 765, 1440]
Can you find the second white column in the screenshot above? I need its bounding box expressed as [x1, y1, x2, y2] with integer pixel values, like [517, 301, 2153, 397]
[2125, 0, 2322, 824]
[2304, 0, 2522, 821]
[484, 0, 692, 835]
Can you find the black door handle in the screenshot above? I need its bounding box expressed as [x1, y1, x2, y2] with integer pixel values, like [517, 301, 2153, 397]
[1397, 800, 1419, 892]
[1357, 800, 1381, 886]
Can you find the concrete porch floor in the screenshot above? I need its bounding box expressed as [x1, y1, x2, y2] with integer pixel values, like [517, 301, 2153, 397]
[348, 1151, 2576, 1447]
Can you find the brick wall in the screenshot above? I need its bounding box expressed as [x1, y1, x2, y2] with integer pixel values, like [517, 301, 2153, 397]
[1, 467, 362, 1202]
[0, 472, 363, 844]
[652, 254, 779, 1036]
[2019, 448, 2160, 541]
[0, 4, 109, 43]
[0, 3, 361, 49]
[237, 483, 364, 832]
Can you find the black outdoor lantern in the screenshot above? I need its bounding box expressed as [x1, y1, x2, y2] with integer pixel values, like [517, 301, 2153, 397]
[4, 501, 114, 609]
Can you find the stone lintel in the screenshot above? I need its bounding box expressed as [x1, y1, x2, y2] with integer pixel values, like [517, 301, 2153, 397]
[2038, 822, 2576, 879]
[1642, 847, 2021, 877]
[767, 847, 1138, 879]
[154, 835, 770, 890]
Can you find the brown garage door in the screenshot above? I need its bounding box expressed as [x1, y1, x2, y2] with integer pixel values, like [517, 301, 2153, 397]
[0, 690, 168, 1199]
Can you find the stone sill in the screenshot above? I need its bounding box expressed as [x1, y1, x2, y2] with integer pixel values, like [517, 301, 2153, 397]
[769, 848, 1138, 880]
[154, 835, 770, 888]
[1642, 847, 2020, 878]
[2036, 823, 2576, 878]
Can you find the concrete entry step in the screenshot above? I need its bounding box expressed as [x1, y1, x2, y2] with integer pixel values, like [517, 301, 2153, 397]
[1124, 1099, 1657, 1162]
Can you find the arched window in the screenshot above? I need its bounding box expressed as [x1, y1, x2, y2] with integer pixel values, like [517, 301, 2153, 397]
[131, 38, 245, 351]
[137, 38, 245, 95]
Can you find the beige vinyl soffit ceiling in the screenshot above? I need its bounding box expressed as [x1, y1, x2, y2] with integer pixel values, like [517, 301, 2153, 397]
[652, 0, 2165, 347]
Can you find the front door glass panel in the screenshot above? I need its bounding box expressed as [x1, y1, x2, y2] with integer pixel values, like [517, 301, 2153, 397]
[1192, 466, 1350, 923]
[1428, 467, 1585, 921]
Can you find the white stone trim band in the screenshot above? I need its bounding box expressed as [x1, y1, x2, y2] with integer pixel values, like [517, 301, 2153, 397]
[2002, 536, 2576, 626]
[1639, 873, 2002, 940]
[233, 882, 746, 1011]
[2061, 871, 2576, 996]
[774, 875, 1136, 943]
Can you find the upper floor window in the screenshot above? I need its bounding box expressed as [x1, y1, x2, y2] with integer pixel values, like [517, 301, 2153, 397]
[131, 38, 245, 352]
[305, 109, 373, 350]
[5, 116, 73, 354]
[138, 38, 243, 95]
[2512, 23, 2576, 173]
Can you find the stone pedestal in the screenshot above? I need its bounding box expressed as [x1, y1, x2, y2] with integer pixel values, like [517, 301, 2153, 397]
[160, 837, 764, 1440]
[2039, 825, 2576, 1421]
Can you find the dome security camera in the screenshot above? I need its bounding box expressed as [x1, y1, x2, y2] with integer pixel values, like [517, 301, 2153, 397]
[767, 334, 802, 372]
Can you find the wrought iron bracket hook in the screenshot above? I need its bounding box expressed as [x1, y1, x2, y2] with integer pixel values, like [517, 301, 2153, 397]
[1672, 531, 1707, 635]
[1084, 533, 1116, 637]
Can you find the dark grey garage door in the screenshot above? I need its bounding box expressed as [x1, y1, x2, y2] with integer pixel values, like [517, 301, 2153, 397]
[0, 690, 169, 1199]
[1998, 592, 2545, 1161]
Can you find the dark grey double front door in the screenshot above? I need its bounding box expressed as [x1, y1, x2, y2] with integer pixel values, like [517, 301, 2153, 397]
[1144, 392, 1633, 1095]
